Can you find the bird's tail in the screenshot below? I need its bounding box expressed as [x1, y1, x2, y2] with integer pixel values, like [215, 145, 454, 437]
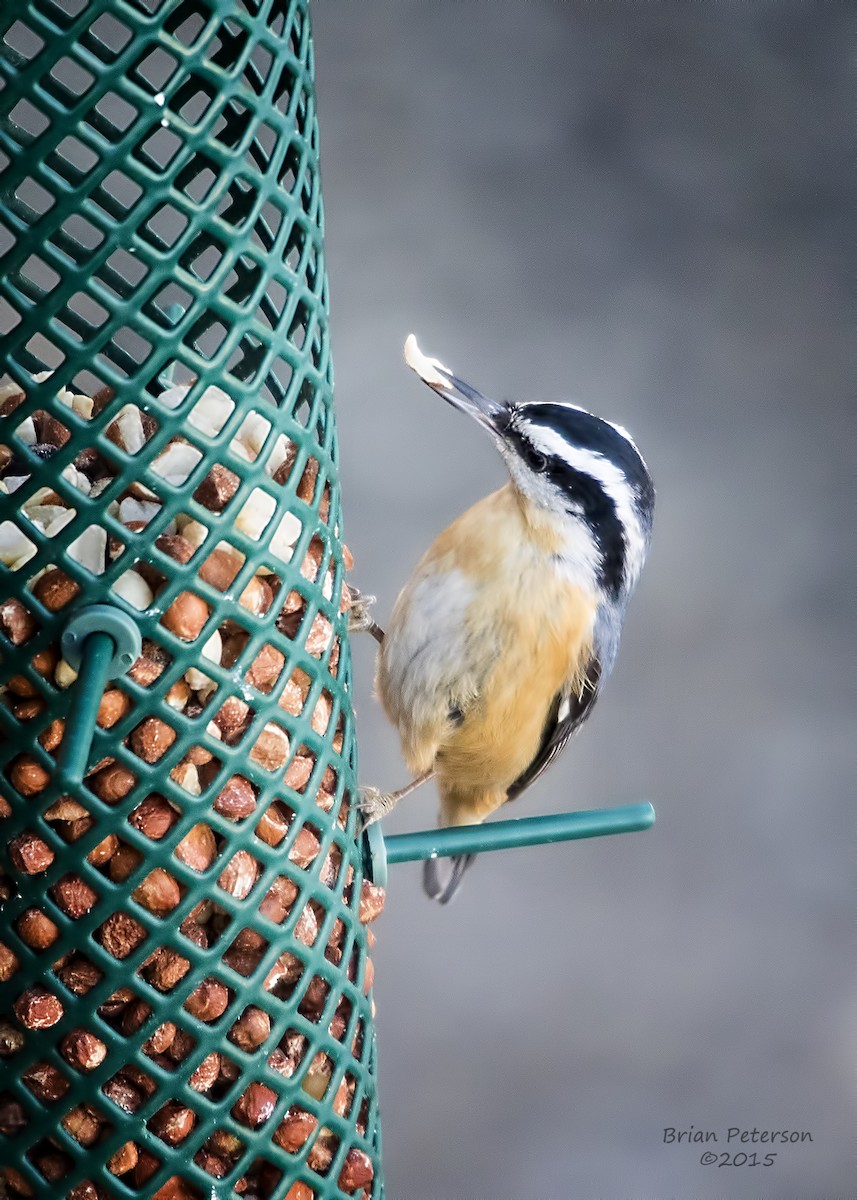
[422, 853, 475, 904]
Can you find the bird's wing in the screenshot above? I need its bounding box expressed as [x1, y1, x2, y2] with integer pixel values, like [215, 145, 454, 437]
[505, 656, 602, 802]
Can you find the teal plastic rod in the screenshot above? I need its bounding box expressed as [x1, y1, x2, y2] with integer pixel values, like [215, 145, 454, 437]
[55, 631, 116, 789]
[384, 803, 655, 864]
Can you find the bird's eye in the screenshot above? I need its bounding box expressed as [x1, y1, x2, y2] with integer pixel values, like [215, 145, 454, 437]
[525, 447, 548, 473]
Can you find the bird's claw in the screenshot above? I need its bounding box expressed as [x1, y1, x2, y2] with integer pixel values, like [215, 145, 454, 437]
[347, 587, 385, 642]
[357, 786, 391, 828]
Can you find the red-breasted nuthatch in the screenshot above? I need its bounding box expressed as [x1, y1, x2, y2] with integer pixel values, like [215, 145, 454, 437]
[357, 335, 654, 903]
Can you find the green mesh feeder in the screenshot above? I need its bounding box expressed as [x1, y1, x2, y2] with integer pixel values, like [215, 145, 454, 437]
[0, 2, 381, 1197]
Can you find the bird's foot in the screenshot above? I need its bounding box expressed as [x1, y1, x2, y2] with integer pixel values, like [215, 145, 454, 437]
[357, 770, 435, 828]
[357, 786, 399, 827]
[347, 586, 385, 644]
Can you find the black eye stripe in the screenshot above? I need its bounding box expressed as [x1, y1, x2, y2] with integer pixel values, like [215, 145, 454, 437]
[524, 446, 547, 472]
[550, 460, 627, 596]
[508, 427, 629, 596]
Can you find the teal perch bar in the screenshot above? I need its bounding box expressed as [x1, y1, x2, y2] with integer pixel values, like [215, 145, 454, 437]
[384, 802, 656, 864]
[55, 604, 142, 789]
[54, 631, 117, 790]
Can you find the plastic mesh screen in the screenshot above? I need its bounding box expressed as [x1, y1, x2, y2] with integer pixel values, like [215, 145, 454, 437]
[0, 2, 381, 1198]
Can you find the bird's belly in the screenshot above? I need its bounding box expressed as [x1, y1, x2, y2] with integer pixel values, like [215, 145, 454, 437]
[435, 673, 553, 791]
[435, 580, 596, 793]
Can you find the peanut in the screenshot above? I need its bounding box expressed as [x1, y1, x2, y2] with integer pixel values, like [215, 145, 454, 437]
[8, 830, 54, 873]
[259, 875, 299, 924]
[22, 1060, 70, 1102]
[14, 986, 63, 1029]
[165, 679, 191, 710]
[244, 641, 285, 692]
[102, 1075, 144, 1114]
[129, 794, 177, 839]
[97, 985, 135, 1021]
[338, 1148, 374, 1194]
[88, 761, 136, 803]
[273, 1108, 318, 1152]
[239, 574, 273, 615]
[43, 797, 88, 821]
[212, 696, 251, 743]
[132, 868, 181, 916]
[255, 800, 291, 847]
[9, 696, 44, 721]
[155, 532, 195, 564]
[232, 1081, 277, 1128]
[51, 874, 98, 918]
[16, 907, 59, 950]
[199, 546, 242, 591]
[307, 1130, 337, 1173]
[8, 754, 51, 796]
[284, 752, 314, 790]
[174, 823, 217, 871]
[171, 756, 203, 795]
[97, 688, 130, 728]
[8, 646, 57, 696]
[33, 567, 80, 612]
[0, 1099, 28, 1136]
[142, 947, 191, 993]
[0, 1167, 35, 1197]
[108, 842, 144, 882]
[213, 774, 257, 820]
[359, 882, 386, 924]
[184, 978, 229, 1022]
[0, 1020, 25, 1056]
[132, 1149, 160, 1187]
[98, 911, 147, 959]
[295, 904, 318, 947]
[0, 597, 37, 644]
[149, 1100, 196, 1145]
[128, 639, 170, 686]
[188, 1052, 220, 1093]
[249, 721, 290, 771]
[228, 1006, 271, 1052]
[193, 462, 240, 512]
[218, 850, 258, 900]
[284, 1185, 315, 1200]
[193, 1149, 230, 1178]
[143, 1021, 176, 1055]
[61, 1029, 108, 1072]
[152, 1176, 199, 1200]
[0, 942, 19, 981]
[161, 590, 209, 640]
[289, 825, 321, 868]
[87, 832, 119, 866]
[130, 716, 177, 763]
[107, 1141, 139, 1177]
[55, 956, 102, 996]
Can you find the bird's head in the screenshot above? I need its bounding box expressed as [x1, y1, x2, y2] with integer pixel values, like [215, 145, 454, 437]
[404, 334, 654, 599]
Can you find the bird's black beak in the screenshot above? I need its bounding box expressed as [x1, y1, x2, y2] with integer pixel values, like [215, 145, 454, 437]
[404, 334, 506, 434]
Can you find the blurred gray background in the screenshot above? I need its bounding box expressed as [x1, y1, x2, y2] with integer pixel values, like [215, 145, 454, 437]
[312, 5, 852, 1199]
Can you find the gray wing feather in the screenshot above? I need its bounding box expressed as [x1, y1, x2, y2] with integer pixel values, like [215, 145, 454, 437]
[505, 657, 602, 802]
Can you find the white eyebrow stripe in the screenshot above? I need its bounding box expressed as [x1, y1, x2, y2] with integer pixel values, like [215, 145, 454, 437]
[520, 421, 648, 588]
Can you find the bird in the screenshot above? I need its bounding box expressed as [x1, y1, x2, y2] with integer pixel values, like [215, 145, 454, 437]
[355, 334, 654, 903]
